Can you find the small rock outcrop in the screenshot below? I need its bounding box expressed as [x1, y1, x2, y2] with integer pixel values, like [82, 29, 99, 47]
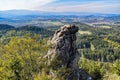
[45, 24, 92, 80]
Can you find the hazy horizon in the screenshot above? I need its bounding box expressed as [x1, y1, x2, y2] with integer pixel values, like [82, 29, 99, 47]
[0, 0, 120, 14]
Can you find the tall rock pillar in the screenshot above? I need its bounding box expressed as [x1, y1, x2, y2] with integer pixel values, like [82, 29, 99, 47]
[45, 24, 92, 80]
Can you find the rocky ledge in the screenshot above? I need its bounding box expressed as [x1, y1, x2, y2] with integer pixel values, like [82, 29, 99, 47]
[45, 24, 92, 80]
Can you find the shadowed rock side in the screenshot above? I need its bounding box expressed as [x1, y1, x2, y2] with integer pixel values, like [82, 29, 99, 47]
[45, 24, 92, 80]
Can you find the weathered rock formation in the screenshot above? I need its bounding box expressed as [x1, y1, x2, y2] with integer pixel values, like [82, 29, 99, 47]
[45, 24, 92, 80]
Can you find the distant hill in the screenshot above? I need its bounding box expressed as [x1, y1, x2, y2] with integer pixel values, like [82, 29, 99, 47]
[0, 10, 119, 18]
[16, 25, 54, 34]
[105, 15, 120, 21]
[0, 10, 120, 27]
[0, 24, 54, 38]
[0, 24, 15, 30]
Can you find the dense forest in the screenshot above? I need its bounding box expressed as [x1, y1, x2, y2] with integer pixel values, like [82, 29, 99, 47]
[77, 23, 120, 80]
[0, 23, 120, 80]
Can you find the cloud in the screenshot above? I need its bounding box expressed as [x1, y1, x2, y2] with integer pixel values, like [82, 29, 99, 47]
[0, 0, 119, 14]
[0, 0, 56, 10]
[37, 1, 120, 14]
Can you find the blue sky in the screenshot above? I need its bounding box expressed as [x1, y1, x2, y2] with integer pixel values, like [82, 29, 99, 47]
[0, 0, 120, 14]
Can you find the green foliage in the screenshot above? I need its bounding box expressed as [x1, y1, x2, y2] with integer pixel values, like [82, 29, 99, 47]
[0, 23, 120, 80]
[79, 57, 120, 80]
[0, 35, 49, 80]
[103, 73, 120, 80]
[79, 57, 104, 79]
[77, 23, 120, 79]
[77, 23, 120, 62]
[112, 60, 120, 75]
[0, 25, 54, 40]
[34, 70, 60, 80]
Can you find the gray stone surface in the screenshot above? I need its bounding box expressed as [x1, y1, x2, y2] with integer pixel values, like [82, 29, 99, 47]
[45, 24, 92, 80]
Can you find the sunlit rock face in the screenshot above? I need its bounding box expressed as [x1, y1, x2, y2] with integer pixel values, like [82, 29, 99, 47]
[46, 24, 92, 80]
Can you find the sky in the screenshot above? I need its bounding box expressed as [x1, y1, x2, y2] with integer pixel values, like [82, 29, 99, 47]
[0, 0, 120, 14]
